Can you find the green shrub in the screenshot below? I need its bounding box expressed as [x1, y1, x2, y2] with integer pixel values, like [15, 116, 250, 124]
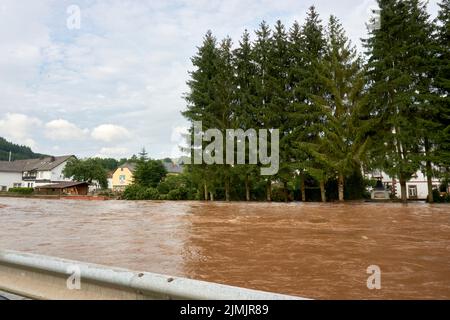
[8, 187, 34, 194]
[145, 187, 160, 200]
[158, 174, 197, 200]
[123, 185, 160, 200]
[123, 185, 140, 200]
[167, 189, 182, 200]
[167, 186, 191, 200]
[432, 189, 450, 203]
[159, 194, 168, 200]
[271, 186, 291, 202]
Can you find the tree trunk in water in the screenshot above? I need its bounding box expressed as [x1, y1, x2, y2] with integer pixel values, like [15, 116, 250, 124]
[391, 178, 397, 198]
[266, 179, 272, 202]
[283, 181, 288, 202]
[300, 173, 306, 202]
[225, 178, 230, 202]
[204, 182, 208, 201]
[320, 180, 326, 202]
[399, 177, 407, 202]
[245, 174, 250, 201]
[338, 173, 344, 202]
[426, 160, 434, 203]
[425, 138, 434, 203]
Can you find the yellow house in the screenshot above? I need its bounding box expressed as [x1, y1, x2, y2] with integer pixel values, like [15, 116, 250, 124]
[112, 163, 136, 191]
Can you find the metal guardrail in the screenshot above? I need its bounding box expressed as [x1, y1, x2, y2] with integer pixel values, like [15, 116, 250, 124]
[0, 250, 306, 300]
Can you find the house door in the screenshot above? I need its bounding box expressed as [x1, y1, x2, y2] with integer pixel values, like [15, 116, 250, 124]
[408, 185, 418, 199]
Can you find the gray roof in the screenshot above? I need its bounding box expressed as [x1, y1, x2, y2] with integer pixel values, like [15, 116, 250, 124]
[118, 162, 137, 172]
[0, 155, 74, 173]
[163, 162, 183, 174]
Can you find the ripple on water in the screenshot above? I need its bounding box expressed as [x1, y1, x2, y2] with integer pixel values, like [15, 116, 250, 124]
[0, 198, 448, 299]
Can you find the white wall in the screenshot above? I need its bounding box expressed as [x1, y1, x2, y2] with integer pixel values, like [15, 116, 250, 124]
[374, 171, 441, 200]
[0, 172, 23, 191]
[51, 162, 71, 182]
[38, 170, 51, 181]
[33, 162, 72, 187]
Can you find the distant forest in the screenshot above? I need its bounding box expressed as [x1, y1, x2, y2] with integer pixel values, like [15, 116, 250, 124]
[0, 137, 47, 161]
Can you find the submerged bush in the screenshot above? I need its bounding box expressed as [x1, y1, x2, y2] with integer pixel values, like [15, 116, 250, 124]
[158, 174, 197, 200]
[166, 186, 192, 200]
[432, 189, 450, 203]
[123, 185, 160, 200]
[8, 187, 34, 194]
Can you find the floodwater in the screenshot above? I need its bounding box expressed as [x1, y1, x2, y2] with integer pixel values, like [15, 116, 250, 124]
[0, 198, 449, 299]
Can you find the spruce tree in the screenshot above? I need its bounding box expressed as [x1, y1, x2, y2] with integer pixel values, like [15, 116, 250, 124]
[288, 21, 308, 201]
[138, 147, 148, 160]
[183, 31, 221, 200]
[305, 15, 368, 201]
[252, 21, 274, 201]
[364, 0, 430, 201]
[406, 0, 441, 202]
[234, 30, 259, 201]
[291, 6, 328, 202]
[216, 37, 236, 201]
[269, 20, 292, 201]
[435, 0, 450, 179]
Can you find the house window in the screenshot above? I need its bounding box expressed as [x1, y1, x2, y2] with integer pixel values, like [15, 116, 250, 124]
[408, 185, 418, 198]
[119, 175, 126, 184]
[0, 186, 6, 192]
[13, 183, 22, 188]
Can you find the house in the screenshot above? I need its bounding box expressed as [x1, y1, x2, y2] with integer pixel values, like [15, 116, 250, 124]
[365, 170, 442, 200]
[0, 155, 75, 191]
[35, 181, 89, 196]
[107, 171, 114, 190]
[111, 162, 136, 191]
[110, 160, 184, 191]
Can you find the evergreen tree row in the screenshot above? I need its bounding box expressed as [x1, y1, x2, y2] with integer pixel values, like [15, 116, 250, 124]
[183, 1, 450, 202]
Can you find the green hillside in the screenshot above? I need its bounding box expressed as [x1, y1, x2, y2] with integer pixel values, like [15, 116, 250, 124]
[0, 137, 47, 161]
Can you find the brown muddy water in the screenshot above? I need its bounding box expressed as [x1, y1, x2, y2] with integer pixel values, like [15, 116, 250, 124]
[0, 198, 449, 299]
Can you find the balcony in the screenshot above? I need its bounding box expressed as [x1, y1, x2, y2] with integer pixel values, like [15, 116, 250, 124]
[22, 171, 37, 181]
[22, 176, 37, 181]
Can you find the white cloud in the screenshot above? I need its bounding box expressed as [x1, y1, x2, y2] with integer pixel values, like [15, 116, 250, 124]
[96, 147, 129, 159]
[91, 124, 131, 143]
[0, 113, 42, 148]
[44, 119, 89, 140]
[0, 0, 441, 158]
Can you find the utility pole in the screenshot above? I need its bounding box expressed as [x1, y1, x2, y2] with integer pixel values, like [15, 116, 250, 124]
[8, 151, 11, 162]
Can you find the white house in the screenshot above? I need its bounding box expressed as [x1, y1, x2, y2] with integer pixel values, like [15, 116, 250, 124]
[0, 155, 75, 191]
[365, 170, 442, 200]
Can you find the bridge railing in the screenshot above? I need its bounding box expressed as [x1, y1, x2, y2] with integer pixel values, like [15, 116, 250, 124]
[0, 250, 306, 300]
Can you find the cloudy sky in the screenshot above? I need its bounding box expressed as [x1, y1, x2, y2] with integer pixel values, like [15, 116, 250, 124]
[0, 0, 440, 159]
